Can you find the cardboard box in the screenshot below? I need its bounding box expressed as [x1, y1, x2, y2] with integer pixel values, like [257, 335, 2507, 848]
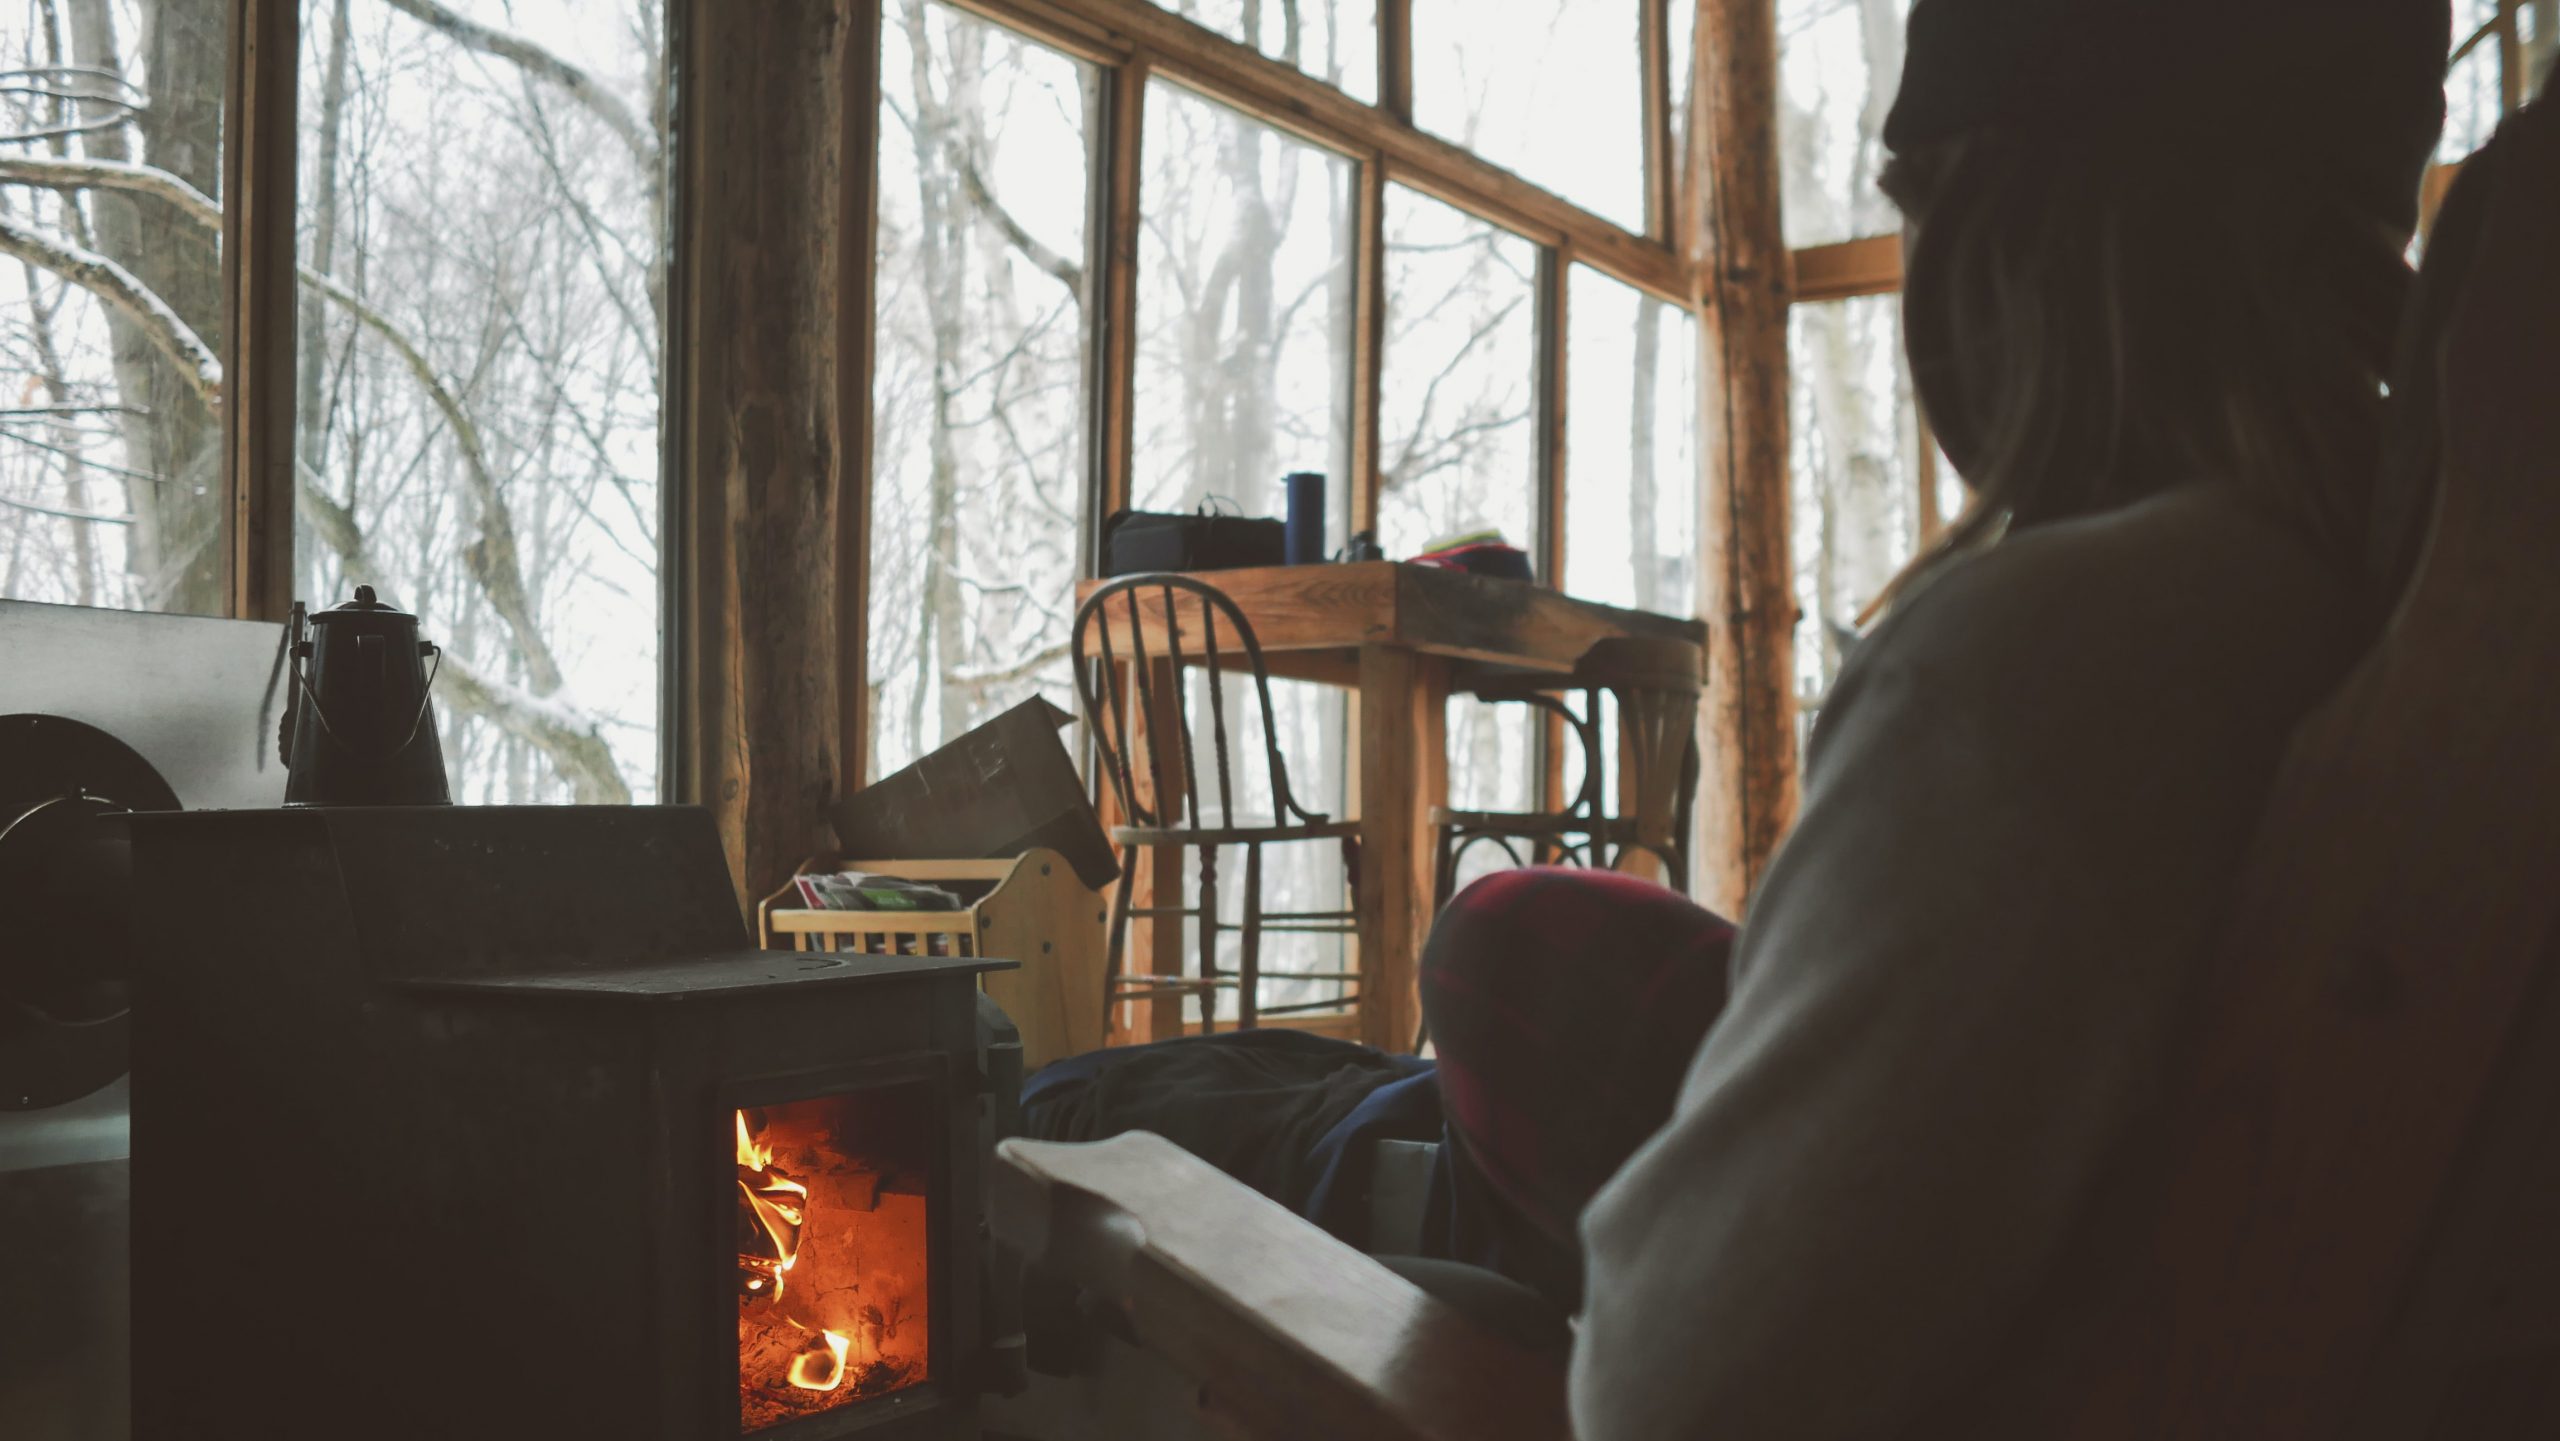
[833, 699, 1118, 892]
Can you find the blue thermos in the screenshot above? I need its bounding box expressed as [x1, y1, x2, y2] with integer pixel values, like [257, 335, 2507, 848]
[1284, 471, 1326, 565]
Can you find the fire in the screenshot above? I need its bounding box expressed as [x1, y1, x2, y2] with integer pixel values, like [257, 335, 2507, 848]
[737, 1110, 809, 1299]
[785, 1329, 852, 1393]
[736, 1090, 929, 1431]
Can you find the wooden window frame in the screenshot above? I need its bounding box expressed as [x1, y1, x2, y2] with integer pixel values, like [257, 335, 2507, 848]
[867, 0, 1709, 789]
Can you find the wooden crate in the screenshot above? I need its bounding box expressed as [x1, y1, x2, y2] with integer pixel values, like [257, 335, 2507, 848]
[757, 849, 1107, 1072]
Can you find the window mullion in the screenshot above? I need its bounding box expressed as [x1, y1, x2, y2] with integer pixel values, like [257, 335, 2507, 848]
[223, 0, 300, 622]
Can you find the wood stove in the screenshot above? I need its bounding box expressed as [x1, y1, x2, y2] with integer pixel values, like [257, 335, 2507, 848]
[125, 804, 1009, 1440]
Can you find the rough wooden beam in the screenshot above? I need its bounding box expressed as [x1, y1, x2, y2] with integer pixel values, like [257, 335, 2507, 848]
[1693, 0, 1799, 916]
[677, 0, 854, 909]
[842, 0, 884, 788]
[1790, 232, 1903, 303]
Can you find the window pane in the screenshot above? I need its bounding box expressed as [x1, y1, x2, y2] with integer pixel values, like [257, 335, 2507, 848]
[1134, 78, 1356, 540]
[1564, 265, 1697, 617]
[1790, 294, 1946, 726]
[1379, 186, 1539, 562]
[1412, 0, 1646, 232]
[1157, 0, 1379, 104]
[1383, 186, 1541, 820]
[293, 0, 670, 804]
[2442, 22, 2506, 162]
[1132, 76, 1356, 1022]
[1777, 0, 1911, 249]
[870, 2, 1095, 781]
[0, 0, 228, 613]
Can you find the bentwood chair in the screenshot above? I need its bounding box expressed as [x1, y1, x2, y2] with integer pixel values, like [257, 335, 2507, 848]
[1432, 634, 1706, 907]
[1071, 574, 1361, 1036]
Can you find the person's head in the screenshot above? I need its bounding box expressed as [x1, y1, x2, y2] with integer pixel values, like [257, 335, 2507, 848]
[1879, 0, 2451, 587]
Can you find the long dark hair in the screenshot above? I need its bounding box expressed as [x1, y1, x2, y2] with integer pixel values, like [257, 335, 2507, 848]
[1876, 133, 2418, 607]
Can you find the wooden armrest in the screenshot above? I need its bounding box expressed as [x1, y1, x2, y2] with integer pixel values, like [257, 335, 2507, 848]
[993, 1132, 1570, 1441]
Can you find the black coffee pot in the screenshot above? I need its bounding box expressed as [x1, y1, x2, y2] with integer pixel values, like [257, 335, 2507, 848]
[280, 586, 452, 806]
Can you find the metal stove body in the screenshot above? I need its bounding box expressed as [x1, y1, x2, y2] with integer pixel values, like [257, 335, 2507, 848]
[127, 804, 1005, 1441]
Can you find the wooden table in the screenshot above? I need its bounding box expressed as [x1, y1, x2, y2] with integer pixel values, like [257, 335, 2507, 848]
[1077, 562, 1707, 1052]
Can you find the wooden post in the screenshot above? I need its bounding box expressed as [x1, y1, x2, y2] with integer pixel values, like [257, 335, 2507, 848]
[1641, 0, 1675, 242]
[1692, 0, 1798, 917]
[1095, 59, 1147, 520]
[222, 0, 299, 622]
[1379, 0, 1414, 124]
[676, 0, 858, 909]
[840, 0, 885, 788]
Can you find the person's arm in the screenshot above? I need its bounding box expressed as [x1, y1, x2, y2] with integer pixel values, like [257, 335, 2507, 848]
[1568, 514, 2349, 1440]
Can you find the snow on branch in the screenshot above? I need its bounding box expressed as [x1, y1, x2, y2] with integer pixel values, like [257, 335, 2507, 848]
[0, 214, 221, 409]
[0, 155, 221, 231]
[435, 652, 633, 804]
[297, 263, 568, 698]
[379, 0, 652, 163]
[293, 463, 630, 805]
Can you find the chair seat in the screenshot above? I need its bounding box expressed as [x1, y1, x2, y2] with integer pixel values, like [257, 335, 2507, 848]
[1111, 820, 1363, 846]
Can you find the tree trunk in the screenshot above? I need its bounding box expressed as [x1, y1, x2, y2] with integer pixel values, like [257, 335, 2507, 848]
[297, 0, 353, 483]
[65, 0, 224, 613]
[1629, 294, 1663, 612]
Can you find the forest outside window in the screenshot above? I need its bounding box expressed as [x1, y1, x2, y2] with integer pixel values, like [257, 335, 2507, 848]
[868, 0, 1095, 783]
[1378, 185, 1538, 817]
[1411, 0, 1646, 235]
[1776, 0, 1907, 251]
[1564, 264, 1697, 619]
[290, 0, 673, 807]
[1132, 77, 1354, 540]
[0, 0, 230, 614]
[1133, 76, 1358, 1022]
[1788, 294, 1942, 729]
[1157, 0, 1379, 105]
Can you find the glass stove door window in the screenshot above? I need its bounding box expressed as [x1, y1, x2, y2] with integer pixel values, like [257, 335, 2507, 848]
[0, 0, 230, 613]
[292, 0, 672, 804]
[868, 1, 1096, 783]
[1410, 0, 1646, 234]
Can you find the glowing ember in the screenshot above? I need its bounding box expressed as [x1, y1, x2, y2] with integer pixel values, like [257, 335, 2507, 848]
[786, 1329, 852, 1392]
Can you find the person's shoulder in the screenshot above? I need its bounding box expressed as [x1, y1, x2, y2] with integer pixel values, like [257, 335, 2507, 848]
[1825, 488, 2366, 763]
[1877, 489, 2356, 690]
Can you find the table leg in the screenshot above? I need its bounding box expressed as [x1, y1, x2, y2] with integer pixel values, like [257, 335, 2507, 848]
[1355, 647, 1448, 1052]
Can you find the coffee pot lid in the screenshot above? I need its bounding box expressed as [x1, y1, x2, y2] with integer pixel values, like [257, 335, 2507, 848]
[310, 584, 415, 622]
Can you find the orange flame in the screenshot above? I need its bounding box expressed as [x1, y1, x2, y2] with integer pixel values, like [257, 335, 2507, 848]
[737, 1111, 809, 1300]
[786, 1330, 852, 1393]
